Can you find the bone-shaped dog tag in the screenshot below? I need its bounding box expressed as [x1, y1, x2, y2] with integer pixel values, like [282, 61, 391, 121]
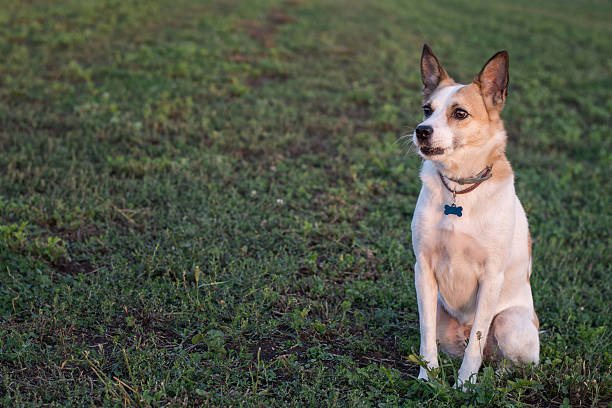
[444, 204, 463, 217]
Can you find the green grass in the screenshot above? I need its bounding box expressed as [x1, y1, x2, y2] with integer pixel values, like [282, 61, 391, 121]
[0, 0, 611, 406]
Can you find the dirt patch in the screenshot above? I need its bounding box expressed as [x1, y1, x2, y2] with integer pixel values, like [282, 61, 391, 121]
[78, 332, 115, 356]
[285, 125, 335, 159]
[247, 332, 417, 376]
[74, 308, 183, 355]
[239, 8, 297, 48]
[54, 259, 97, 276]
[359, 335, 416, 373]
[284, 0, 305, 7]
[0, 360, 99, 399]
[129, 309, 183, 348]
[249, 336, 296, 361]
[0, 115, 78, 136]
[246, 71, 290, 88]
[48, 224, 103, 276]
[227, 53, 253, 63]
[240, 20, 276, 48]
[266, 10, 297, 25]
[51, 224, 101, 242]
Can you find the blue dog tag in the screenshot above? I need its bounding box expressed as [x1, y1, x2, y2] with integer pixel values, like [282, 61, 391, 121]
[444, 204, 462, 217]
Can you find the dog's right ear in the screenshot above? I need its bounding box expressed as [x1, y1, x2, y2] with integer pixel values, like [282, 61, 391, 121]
[421, 44, 449, 99]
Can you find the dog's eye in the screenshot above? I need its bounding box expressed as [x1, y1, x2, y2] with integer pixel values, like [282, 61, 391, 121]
[453, 108, 469, 120]
[423, 105, 433, 117]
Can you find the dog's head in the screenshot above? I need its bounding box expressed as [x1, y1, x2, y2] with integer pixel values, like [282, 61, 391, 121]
[414, 44, 509, 163]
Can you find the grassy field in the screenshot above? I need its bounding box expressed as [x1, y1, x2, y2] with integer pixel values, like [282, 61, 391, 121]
[1, 0, 611, 406]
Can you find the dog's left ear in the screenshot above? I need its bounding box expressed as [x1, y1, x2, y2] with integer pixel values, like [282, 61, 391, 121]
[475, 50, 509, 113]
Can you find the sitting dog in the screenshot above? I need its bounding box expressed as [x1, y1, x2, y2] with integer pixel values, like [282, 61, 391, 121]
[411, 44, 539, 387]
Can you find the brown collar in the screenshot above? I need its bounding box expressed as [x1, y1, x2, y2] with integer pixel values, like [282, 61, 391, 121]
[438, 166, 492, 194]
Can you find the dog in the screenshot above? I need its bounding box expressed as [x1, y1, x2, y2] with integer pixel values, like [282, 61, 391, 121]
[410, 44, 539, 388]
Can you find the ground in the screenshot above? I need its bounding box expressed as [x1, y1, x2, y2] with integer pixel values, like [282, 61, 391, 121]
[0, 0, 611, 406]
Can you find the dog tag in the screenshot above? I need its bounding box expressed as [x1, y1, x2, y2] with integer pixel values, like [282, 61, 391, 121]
[444, 204, 463, 217]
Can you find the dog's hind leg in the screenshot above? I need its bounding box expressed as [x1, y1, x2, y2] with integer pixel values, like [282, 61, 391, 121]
[490, 306, 539, 365]
[436, 301, 471, 358]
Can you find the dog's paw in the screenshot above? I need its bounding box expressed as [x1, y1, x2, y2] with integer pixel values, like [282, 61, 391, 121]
[454, 378, 474, 391]
[454, 371, 478, 391]
[418, 367, 430, 381]
[455, 354, 481, 390]
[408, 353, 438, 381]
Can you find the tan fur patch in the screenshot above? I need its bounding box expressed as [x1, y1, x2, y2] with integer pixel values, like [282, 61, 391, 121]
[526, 233, 538, 329]
[482, 316, 502, 360]
[423, 230, 486, 318]
[452, 85, 489, 123]
[428, 229, 488, 267]
[436, 301, 469, 357]
[437, 303, 500, 361]
[422, 82, 514, 182]
[526, 232, 532, 283]
[489, 154, 513, 183]
[528, 232, 532, 260]
[452, 84, 514, 182]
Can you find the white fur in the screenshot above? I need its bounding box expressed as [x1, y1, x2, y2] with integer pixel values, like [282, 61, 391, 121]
[411, 126, 538, 387]
[417, 85, 464, 153]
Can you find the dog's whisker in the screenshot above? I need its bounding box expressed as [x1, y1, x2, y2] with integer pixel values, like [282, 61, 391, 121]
[394, 132, 415, 146]
[393, 135, 409, 146]
[398, 139, 417, 159]
[399, 137, 415, 149]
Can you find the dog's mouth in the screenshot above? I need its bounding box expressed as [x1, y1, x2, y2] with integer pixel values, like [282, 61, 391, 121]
[419, 145, 445, 156]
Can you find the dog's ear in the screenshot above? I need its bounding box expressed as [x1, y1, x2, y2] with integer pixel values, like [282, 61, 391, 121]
[421, 44, 450, 99]
[475, 50, 509, 113]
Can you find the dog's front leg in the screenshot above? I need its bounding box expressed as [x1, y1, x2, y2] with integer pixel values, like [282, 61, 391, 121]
[456, 270, 504, 388]
[415, 261, 439, 380]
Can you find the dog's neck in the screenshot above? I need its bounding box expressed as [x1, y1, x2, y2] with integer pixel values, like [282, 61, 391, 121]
[430, 129, 512, 191]
[434, 157, 491, 182]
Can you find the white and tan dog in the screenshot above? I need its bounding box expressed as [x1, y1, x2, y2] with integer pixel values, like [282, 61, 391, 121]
[411, 44, 539, 387]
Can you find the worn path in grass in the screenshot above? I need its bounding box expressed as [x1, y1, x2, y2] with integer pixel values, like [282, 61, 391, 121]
[0, 0, 610, 406]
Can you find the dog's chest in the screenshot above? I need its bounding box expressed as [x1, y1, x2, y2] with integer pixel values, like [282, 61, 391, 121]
[427, 226, 487, 320]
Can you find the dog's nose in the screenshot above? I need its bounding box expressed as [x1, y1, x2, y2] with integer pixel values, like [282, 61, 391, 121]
[415, 125, 433, 141]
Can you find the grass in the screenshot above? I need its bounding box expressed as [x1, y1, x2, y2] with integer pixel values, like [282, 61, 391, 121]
[0, 0, 610, 406]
